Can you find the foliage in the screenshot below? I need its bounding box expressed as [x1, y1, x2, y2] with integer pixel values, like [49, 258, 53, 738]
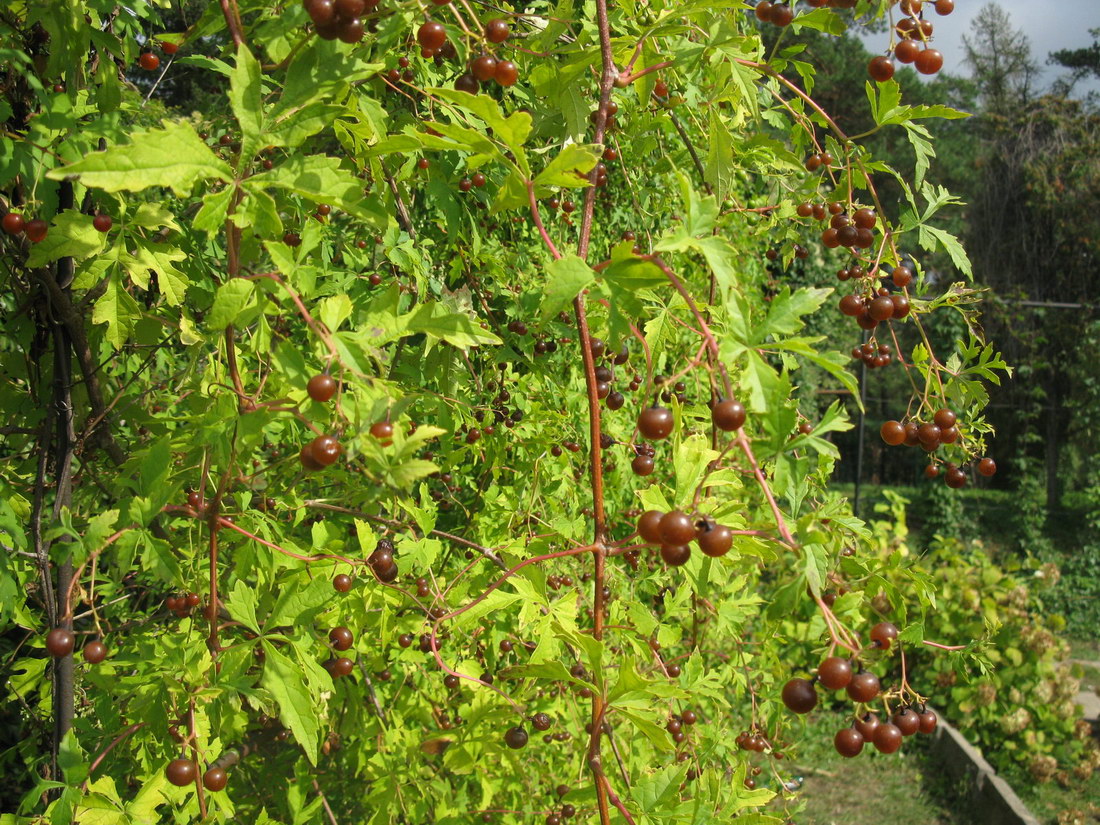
[785, 493, 1096, 784]
[0, 0, 1012, 823]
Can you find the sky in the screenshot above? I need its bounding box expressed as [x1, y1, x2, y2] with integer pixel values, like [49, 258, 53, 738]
[858, 0, 1100, 97]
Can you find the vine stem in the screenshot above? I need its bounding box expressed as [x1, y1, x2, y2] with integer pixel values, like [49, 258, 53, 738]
[81, 722, 145, 790]
[646, 253, 798, 547]
[60, 528, 135, 621]
[922, 639, 966, 651]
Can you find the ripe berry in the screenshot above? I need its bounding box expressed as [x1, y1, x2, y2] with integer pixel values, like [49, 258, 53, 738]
[769, 2, 794, 26]
[868, 55, 895, 82]
[895, 38, 921, 64]
[92, 214, 112, 233]
[495, 61, 518, 87]
[417, 21, 447, 50]
[918, 709, 938, 733]
[631, 455, 654, 476]
[932, 409, 956, 430]
[300, 444, 324, 472]
[638, 510, 664, 544]
[781, 678, 818, 713]
[945, 465, 968, 488]
[307, 374, 337, 402]
[333, 574, 353, 593]
[872, 723, 903, 754]
[834, 727, 864, 758]
[893, 708, 920, 736]
[370, 421, 395, 443]
[855, 713, 880, 740]
[329, 626, 353, 651]
[658, 511, 696, 546]
[846, 671, 880, 703]
[712, 399, 746, 431]
[166, 758, 197, 786]
[203, 766, 228, 791]
[24, 219, 48, 243]
[935, 0, 954, 12]
[332, 657, 354, 676]
[46, 628, 75, 657]
[456, 73, 480, 93]
[696, 523, 733, 557]
[817, 656, 853, 690]
[309, 435, 342, 466]
[638, 406, 674, 440]
[82, 640, 107, 664]
[139, 52, 161, 71]
[978, 457, 997, 477]
[870, 621, 899, 650]
[660, 544, 691, 566]
[485, 19, 510, 43]
[2, 213, 25, 235]
[161, 40, 180, 55]
[880, 420, 906, 446]
[504, 726, 528, 749]
[915, 48, 944, 75]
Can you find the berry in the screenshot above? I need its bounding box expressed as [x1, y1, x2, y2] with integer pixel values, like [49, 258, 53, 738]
[933, 408, 956, 429]
[417, 21, 447, 51]
[870, 622, 899, 650]
[834, 727, 864, 758]
[46, 628, 75, 657]
[532, 712, 552, 731]
[2, 213, 25, 235]
[485, 19, 510, 43]
[370, 420, 395, 443]
[455, 73, 480, 94]
[855, 713, 881, 740]
[712, 399, 746, 431]
[915, 48, 944, 75]
[978, 457, 997, 476]
[660, 544, 691, 566]
[24, 219, 48, 243]
[893, 708, 920, 736]
[92, 214, 112, 233]
[868, 55, 895, 82]
[504, 726, 528, 749]
[846, 671, 880, 703]
[817, 656, 853, 690]
[880, 420, 906, 446]
[638, 406, 674, 440]
[203, 767, 228, 791]
[631, 455, 654, 476]
[166, 758, 197, 786]
[769, 3, 794, 26]
[307, 374, 337, 402]
[333, 574, 353, 593]
[139, 52, 161, 71]
[329, 626, 353, 651]
[658, 511, 696, 546]
[638, 510, 664, 544]
[781, 678, 818, 714]
[945, 465, 967, 488]
[872, 723, 903, 754]
[918, 709, 938, 734]
[309, 435, 342, 467]
[697, 523, 733, 557]
[82, 640, 107, 664]
[161, 40, 180, 55]
[332, 657, 354, 676]
[494, 61, 518, 87]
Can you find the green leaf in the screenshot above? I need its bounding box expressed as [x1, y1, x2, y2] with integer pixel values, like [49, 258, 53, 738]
[208, 279, 256, 330]
[247, 155, 385, 227]
[261, 643, 321, 765]
[229, 44, 263, 161]
[539, 255, 596, 321]
[224, 579, 261, 634]
[634, 764, 688, 812]
[919, 225, 972, 277]
[406, 302, 503, 349]
[92, 275, 142, 348]
[26, 211, 106, 266]
[47, 120, 232, 196]
[533, 144, 601, 189]
[428, 88, 532, 174]
[267, 573, 333, 627]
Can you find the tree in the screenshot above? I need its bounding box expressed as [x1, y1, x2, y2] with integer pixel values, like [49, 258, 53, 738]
[0, 1, 1014, 822]
[962, 2, 1040, 113]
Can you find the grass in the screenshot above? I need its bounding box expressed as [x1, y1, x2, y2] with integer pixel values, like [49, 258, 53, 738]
[770, 713, 972, 825]
[1017, 769, 1100, 825]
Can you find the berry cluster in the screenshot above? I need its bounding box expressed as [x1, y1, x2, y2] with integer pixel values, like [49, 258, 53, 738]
[781, 622, 939, 757]
[303, 0, 375, 44]
[880, 409, 997, 487]
[850, 340, 893, 370]
[2, 211, 49, 243]
[636, 509, 735, 566]
[867, 0, 954, 81]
